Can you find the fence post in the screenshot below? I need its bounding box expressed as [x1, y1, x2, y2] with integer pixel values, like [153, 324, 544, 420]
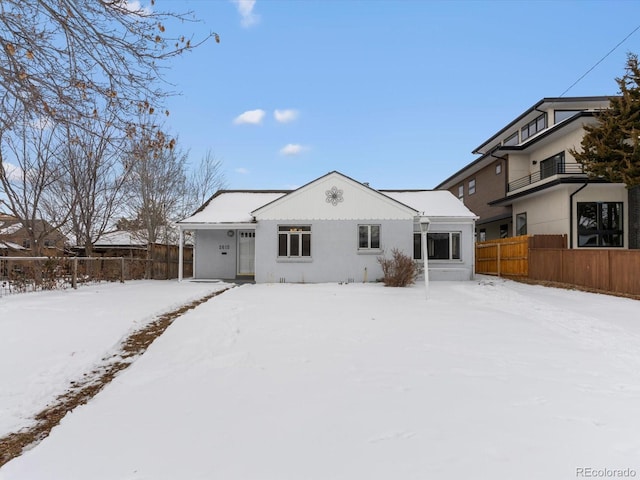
[72, 257, 78, 289]
[497, 243, 501, 277]
[120, 257, 125, 283]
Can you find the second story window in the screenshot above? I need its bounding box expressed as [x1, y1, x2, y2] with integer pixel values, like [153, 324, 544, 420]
[540, 152, 565, 179]
[468, 179, 476, 195]
[503, 132, 519, 146]
[458, 185, 464, 199]
[521, 113, 547, 141]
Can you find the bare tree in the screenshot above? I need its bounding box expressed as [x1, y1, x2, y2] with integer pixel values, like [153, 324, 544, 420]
[0, 111, 67, 256]
[122, 114, 188, 251]
[0, 1, 218, 132]
[186, 149, 227, 214]
[52, 109, 128, 255]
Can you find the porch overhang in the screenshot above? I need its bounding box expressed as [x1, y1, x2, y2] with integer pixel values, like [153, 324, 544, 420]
[177, 222, 257, 231]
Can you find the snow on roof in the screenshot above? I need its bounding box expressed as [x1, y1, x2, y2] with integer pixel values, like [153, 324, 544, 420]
[382, 190, 478, 218]
[0, 223, 22, 235]
[94, 230, 148, 247]
[0, 240, 25, 250]
[180, 191, 288, 224]
[179, 189, 476, 226]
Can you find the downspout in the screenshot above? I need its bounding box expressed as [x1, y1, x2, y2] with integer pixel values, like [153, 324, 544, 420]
[569, 182, 589, 249]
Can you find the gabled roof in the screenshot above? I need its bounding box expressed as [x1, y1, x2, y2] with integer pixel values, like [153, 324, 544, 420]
[178, 171, 477, 227]
[251, 171, 418, 218]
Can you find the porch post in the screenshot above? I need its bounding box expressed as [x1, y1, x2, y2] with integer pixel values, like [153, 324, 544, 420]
[420, 217, 431, 300]
[178, 226, 184, 282]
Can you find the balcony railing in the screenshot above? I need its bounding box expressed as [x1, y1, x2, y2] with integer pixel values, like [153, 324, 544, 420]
[508, 163, 585, 192]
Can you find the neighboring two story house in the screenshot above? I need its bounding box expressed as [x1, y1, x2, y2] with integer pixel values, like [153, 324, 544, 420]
[436, 97, 630, 249]
[0, 214, 68, 253]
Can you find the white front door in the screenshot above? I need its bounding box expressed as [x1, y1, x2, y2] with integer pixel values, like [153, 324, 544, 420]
[237, 230, 256, 276]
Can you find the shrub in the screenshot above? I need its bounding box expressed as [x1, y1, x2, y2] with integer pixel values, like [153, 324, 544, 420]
[377, 248, 417, 287]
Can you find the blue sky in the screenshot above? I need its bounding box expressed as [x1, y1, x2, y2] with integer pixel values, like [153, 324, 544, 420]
[160, 0, 640, 191]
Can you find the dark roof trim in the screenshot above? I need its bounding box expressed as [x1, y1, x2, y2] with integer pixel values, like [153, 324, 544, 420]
[435, 110, 599, 190]
[472, 96, 612, 154]
[476, 212, 512, 226]
[488, 177, 609, 206]
[496, 111, 596, 152]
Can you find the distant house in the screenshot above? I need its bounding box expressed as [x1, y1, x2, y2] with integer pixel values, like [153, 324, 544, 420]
[0, 215, 68, 253]
[178, 171, 478, 283]
[436, 97, 629, 248]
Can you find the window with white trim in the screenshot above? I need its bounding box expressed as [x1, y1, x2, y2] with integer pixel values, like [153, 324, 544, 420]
[358, 224, 380, 250]
[468, 178, 476, 195]
[413, 232, 461, 260]
[278, 226, 311, 257]
[458, 185, 464, 199]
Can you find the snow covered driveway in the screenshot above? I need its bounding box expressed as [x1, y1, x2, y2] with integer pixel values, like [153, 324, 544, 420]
[2, 278, 640, 479]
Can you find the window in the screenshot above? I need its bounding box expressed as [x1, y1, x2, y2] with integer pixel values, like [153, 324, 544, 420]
[479, 229, 486, 242]
[577, 202, 623, 247]
[521, 113, 547, 141]
[496, 163, 502, 175]
[413, 232, 461, 260]
[503, 132, 519, 146]
[539, 152, 565, 179]
[554, 110, 581, 124]
[458, 185, 464, 199]
[278, 226, 311, 257]
[500, 224, 508, 238]
[358, 225, 380, 250]
[22, 239, 30, 249]
[516, 213, 527, 235]
[468, 178, 476, 195]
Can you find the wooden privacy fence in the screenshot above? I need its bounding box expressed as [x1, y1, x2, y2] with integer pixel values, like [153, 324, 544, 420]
[529, 248, 640, 296]
[477, 234, 640, 297]
[475, 235, 566, 277]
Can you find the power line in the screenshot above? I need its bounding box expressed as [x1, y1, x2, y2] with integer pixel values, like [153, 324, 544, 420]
[560, 24, 640, 97]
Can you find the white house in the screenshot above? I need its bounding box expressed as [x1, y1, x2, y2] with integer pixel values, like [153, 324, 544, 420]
[178, 171, 478, 283]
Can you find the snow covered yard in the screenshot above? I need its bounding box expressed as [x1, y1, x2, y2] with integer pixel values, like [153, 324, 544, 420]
[2, 277, 640, 479]
[0, 280, 231, 439]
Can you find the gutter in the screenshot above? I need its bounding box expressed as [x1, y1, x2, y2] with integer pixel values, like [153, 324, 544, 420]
[569, 181, 589, 249]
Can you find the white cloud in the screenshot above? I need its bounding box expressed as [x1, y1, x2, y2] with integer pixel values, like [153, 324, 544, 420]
[2, 162, 24, 182]
[274, 109, 299, 124]
[233, 109, 266, 125]
[231, 0, 260, 28]
[113, 0, 153, 15]
[235, 167, 250, 174]
[279, 144, 308, 156]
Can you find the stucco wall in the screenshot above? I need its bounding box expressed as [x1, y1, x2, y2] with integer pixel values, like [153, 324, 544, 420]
[423, 219, 476, 281]
[254, 218, 476, 283]
[511, 183, 629, 248]
[254, 219, 412, 283]
[194, 229, 238, 279]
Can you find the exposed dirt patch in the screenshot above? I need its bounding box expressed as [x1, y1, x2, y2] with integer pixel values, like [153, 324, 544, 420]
[508, 276, 640, 301]
[0, 286, 234, 468]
